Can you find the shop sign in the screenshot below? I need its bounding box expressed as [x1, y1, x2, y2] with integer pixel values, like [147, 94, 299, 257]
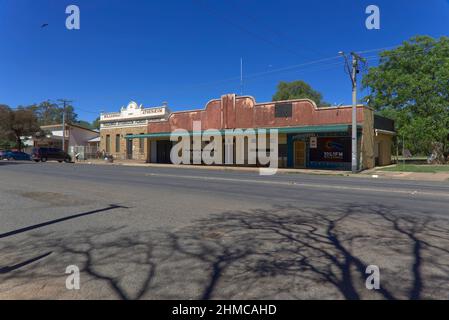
[310, 137, 317, 149]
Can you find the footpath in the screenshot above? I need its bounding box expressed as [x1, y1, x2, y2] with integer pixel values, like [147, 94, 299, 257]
[75, 159, 449, 182]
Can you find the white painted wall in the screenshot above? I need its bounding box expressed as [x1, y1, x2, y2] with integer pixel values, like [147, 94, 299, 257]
[68, 127, 99, 148]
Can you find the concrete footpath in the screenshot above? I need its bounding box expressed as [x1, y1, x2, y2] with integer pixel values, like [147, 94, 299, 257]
[75, 159, 449, 182]
[365, 169, 449, 182]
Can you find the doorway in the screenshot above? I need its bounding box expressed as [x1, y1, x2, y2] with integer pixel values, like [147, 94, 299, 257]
[156, 140, 172, 163]
[294, 140, 306, 168]
[126, 139, 133, 160]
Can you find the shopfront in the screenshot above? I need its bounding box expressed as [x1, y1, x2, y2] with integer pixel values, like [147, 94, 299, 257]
[287, 132, 361, 170]
[99, 101, 170, 161]
[124, 94, 395, 170]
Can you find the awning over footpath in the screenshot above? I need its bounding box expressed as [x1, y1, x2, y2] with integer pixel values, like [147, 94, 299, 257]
[125, 124, 361, 139]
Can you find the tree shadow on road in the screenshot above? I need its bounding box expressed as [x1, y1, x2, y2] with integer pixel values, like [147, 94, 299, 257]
[183, 204, 441, 300]
[0, 204, 126, 239]
[1, 203, 449, 299]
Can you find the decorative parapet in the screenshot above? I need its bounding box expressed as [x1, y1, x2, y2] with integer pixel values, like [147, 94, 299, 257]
[100, 101, 170, 124]
[101, 112, 121, 119]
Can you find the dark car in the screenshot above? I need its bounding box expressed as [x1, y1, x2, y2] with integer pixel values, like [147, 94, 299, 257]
[31, 147, 72, 163]
[2, 150, 31, 161]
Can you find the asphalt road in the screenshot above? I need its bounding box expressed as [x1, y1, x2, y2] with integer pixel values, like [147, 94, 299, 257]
[1, 161, 449, 299]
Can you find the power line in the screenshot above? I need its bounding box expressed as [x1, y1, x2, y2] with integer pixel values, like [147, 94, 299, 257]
[242, 61, 345, 85]
[75, 106, 102, 115]
[355, 45, 399, 54]
[192, 0, 313, 60]
[226, 0, 329, 58]
[161, 54, 343, 95]
[357, 45, 430, 60]
[243, 56, 342, 80]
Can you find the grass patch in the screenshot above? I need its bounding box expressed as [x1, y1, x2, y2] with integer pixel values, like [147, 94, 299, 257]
[379, 164, 449, 173]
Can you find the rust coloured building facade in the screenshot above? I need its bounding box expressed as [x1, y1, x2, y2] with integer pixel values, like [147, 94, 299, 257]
[125, 94, 395, 170]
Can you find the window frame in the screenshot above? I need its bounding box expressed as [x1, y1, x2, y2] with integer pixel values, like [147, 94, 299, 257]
[275, 103, 293, 118]
[115, 134, 120, 153]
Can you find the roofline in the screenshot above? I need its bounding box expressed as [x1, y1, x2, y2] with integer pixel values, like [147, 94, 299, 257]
[153, 94, 371, 122]
[40, 123, 99, 134]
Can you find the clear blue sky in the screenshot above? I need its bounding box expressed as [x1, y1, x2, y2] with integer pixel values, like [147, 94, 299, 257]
[1, 0, 448, 122]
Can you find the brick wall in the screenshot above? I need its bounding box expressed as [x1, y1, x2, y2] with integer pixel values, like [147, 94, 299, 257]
[100, 126, 148, 161]
[147, 94, 366, 133]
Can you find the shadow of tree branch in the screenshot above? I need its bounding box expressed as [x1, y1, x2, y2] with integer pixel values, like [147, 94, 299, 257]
[1, 203, 449, 300]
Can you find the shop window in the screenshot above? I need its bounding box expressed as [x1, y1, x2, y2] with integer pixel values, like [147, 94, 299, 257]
[275, 103, 292, 118]
[278, 144, 287, 157]
[115, 134, 120, 152]
[278, 144, 288, 168]
[309, 137, 351, 163]
[105, 135, 110, 153]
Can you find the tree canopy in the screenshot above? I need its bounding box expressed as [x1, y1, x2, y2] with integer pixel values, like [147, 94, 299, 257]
[28, 101, 78, 125]
[0, 105, 42, 151]
[362, 35, 449, 155]
[1, 101, 98, 149]
[91, 117, 101, 130]
[273, 80, 329, 106]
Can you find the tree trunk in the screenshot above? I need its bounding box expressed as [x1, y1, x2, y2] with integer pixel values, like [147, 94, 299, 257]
[15, 135, 22, 152]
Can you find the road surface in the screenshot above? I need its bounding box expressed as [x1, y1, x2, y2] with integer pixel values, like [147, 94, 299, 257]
[1, 161, 449, 299]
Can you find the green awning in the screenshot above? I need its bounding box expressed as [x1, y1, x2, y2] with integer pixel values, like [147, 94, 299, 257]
[125, 124, 359, 139]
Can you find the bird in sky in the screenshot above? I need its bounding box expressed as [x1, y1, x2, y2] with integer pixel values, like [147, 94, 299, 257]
[41, 23, 48, 28]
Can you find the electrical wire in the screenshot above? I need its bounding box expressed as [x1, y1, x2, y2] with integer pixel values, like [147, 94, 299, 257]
[192, 0, 314, 60]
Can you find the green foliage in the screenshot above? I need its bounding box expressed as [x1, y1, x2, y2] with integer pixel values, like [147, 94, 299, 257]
[0, 106, 42, 151]
[76, 120, 93, 130]
[0, 104, 10, 133]
[1, 102, 95, 149]
[363, 35, 449, 155]
[379, 164, 449, 173]
[273, 80, 329, 106]
[91, 117, 100, 130]
[29, 101, 78, 125]
[0, 139, 16, 149]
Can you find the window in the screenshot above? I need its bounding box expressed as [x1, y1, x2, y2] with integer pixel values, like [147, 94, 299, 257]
[105, 135, 110, 153]
[309, 137, 351, 162]
[278, 144, 288, 168]
[278, 144, 287, 157]
[139, 133, 144, 153]
[275, 103, 292, 118]
[115, 134, 120, 152]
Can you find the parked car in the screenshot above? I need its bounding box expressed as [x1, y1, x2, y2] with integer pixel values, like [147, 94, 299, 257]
[1, 150, 31, 161]
[31, 147, 72, 163]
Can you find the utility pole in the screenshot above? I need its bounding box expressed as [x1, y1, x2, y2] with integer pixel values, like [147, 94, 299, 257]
[57, 99, 73, 152]
[339, 51, 366, 173]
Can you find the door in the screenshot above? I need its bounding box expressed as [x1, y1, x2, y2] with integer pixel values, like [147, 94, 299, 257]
[157, 140, 172, 163]
[126, 139, 133, 159]
[150, 141, 157, 163]
[375, 142, 380, 166]
[294, 141, 306, 168]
